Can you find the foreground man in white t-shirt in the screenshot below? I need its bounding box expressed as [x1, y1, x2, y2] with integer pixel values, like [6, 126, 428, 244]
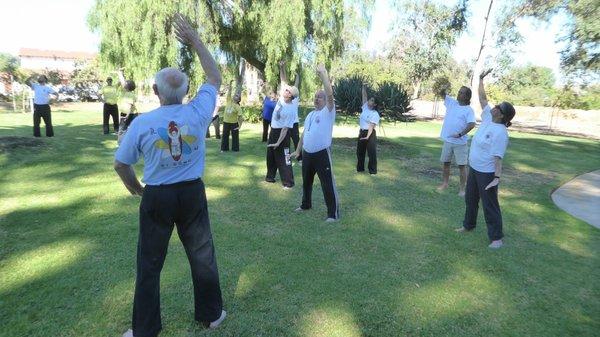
[437, 86, 476, 196]
[290, 64, 340, 221]
[115, 14, 226, 337]
[456, 71, 516, 249]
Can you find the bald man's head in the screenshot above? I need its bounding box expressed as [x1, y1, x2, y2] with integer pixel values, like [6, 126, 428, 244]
[154, 67, 189, 105]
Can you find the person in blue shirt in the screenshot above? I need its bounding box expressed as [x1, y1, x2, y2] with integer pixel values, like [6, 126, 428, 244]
[261, 89, 277, 142]
[114, 14, 226, 337]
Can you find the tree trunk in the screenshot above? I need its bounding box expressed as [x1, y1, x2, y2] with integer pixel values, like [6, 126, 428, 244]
[412, 80, 422, 100]
[471, 0, 494, 117]
[10, 75, 17, 112]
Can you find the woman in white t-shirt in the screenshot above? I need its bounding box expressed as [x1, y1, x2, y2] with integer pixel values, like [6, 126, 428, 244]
[456, 71, 516, 249]
[357, 84, 381, 174]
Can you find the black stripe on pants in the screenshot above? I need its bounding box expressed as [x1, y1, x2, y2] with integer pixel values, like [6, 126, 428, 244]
[103, 103, 119, 134]
[33, 104, 54, 137]
[221, 122, 239, 151]
[265, 128, 294, 187]
[356, 129, 377, 174]
[462, 167, 504, 241]
[262, 118, 270, 142]
[300, 148, 340, 219]
[133, 179, 223, 337]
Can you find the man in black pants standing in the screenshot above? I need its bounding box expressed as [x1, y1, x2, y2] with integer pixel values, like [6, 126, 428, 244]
[100, 77, 120, 134]
[290, 64, 340, 221]
[27, 75, 58, 137]
[114, 14, 226, 337]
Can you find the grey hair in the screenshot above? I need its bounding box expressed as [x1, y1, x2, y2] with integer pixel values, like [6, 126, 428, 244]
[154, 67, 189, 104]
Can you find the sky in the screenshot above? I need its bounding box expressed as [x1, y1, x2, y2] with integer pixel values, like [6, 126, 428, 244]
[366, 0, 568, 84]
[0, 0, 568, 84]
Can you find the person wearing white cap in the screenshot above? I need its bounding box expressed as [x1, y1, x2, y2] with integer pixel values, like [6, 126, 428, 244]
[265, 61, 299, 188]
[290, 64, 340, 221]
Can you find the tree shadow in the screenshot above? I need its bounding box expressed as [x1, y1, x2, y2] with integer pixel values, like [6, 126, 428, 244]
[1, 121, 599, 336]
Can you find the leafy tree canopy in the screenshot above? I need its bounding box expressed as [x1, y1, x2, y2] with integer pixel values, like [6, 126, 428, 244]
[88, 0, 373, 89]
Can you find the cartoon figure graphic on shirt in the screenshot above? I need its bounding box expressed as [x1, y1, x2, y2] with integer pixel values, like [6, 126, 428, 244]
[168, 122, 183, 160]
[154, 121, 197, 161]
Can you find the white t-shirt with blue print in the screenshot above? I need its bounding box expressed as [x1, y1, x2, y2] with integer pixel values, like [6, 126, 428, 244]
[115, 84, 216, 185]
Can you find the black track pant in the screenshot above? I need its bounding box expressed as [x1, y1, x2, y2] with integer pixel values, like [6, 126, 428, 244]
[221, 122, 239, 151]
[132, 179, 223, 337]
[33, 104, 53, 137]
[300, 148, 340, 219]
[103, 103, 119, 134]
[262, 118, 270, 142]
[356, 129, 377, 174]
[462, 167, 504, 241]
[265, 128, 294, 187]
[206, 116, 221, 139]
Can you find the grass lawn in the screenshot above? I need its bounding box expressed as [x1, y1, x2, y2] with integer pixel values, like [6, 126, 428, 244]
[0, 105, 599, 337]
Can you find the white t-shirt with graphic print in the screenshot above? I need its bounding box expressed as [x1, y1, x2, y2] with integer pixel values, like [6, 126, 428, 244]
[115, 84, 216, 185]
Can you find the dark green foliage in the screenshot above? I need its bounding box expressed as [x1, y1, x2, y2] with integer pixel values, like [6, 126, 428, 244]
[333, 76, 364, 116]
[375, 81, 412, 121]
[334, 77, 412, 122]
[240, 106, 262, 124]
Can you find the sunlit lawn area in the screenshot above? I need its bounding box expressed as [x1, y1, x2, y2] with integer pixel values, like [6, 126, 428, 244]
[0, 104, 599, 337]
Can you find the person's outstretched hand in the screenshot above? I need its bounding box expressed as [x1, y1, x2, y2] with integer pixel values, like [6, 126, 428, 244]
[173, 13, 198, 46]
[316, 63, 327, 74]
[480, 69, 492, 79]
[485, 177, 499, 190]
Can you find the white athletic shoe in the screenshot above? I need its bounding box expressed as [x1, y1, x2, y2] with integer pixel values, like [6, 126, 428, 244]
[489, 240, 503, 249]
[122, 329, 133, 337]
[295, 207, 307, 212]
[208, 310, 227, 329]
[325, 217, 337, 222]
[282, 186, 292, 190]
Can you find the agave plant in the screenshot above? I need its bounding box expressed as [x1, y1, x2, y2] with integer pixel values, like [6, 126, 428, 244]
[333, 75, 365, 116]
[376, 81, 412, 122]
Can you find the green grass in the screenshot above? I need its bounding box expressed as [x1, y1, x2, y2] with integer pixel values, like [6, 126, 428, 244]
[0, 105, 599, 337]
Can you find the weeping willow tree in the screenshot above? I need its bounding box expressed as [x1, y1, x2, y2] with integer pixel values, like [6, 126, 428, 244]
[88, 0, 373, 90]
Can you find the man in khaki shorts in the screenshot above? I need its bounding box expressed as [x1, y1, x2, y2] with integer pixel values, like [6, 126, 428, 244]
[437, 86, 476, 196]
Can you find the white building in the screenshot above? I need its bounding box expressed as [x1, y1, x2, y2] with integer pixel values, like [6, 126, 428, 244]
[18, 48, 96, 73]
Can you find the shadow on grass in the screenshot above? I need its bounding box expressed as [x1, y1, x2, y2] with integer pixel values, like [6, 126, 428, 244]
[0, 122, 599, 336]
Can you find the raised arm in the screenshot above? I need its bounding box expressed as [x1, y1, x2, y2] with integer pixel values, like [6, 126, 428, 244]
[478, 69, 492, 109]
[173, 13, 221, 90]
[294, 70, 300, 89]
[117, 69, 127, 87]
[235, 59, 245, 96]
[362, 84, 368, 105]
[279, 61, 288, 88]
[316, 64, 334, 112]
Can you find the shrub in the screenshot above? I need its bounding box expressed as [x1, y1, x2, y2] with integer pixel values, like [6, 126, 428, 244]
[334, 76, 412, 122]
[376, 81, 413, 121]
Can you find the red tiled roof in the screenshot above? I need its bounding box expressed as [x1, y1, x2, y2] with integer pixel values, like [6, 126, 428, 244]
[18, 48, 97, 60]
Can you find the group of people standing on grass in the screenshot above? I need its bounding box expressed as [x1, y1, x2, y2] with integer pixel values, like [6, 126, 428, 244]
[437, 71, 515, 249]
[28, 13, 517, 337]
